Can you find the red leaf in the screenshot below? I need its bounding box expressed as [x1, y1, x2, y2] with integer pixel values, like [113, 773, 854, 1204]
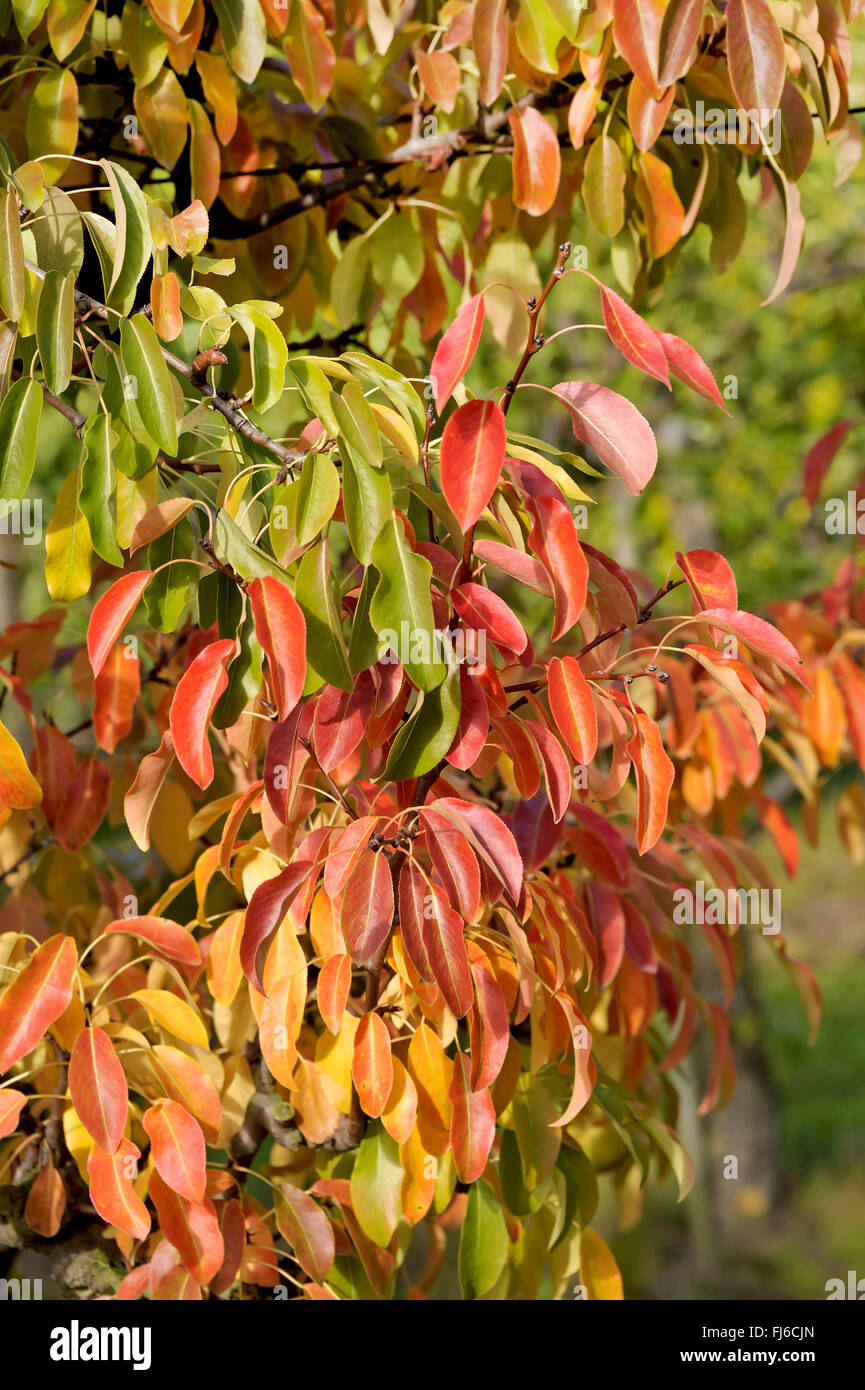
[210, 1197, 246, 1295]
[761, 174, 805, 307]
[585, 882, 626, 987]
[169, 638, 236, 788]
[553, 381, 658, 495]
[509, 107, 561, 217]
[449, 1053, 495, 1182]
[627, 77, 676, 152]
[317, 953, 352, 1034]
[440, 399, 506, 531]
[69, 1026, 128, 1153]
[525, 720, 572, 823]
[54, 758, 112, 852]
[87, 571, 153, 678]
[612, 0, 666, 97]
[416, 47, 460, 112]
[599, 284, 670, 384]
[803, 419, 857, 505]
[0, 935, 78, 1074]
[312, 674, 374, 774]
[143, 1100, 207, 1202]
[430, 293, 485, 413]
[30, 726, 76, 828]
[93, 642, 140, 753]
[87, 1137, 150, 1240]
[468, 949, 510, 1090]
[241, 860, 316, 991]
[658, 0, 704, 85]
[104, 915, 201, 967]
[352, 1012, 393, 1118]
[124, 730, 176, 852]
[527, 495, 588, 640]
[473, 540, 553, 597]
[445, 666, 489, 770]
[657, 332, 727, 411]
[472, 0, 507, 104]
[626, 711, 675, 853]
[148, 1169, 224, 1285]
[453, 582, 528, 656]
[420, 805, 481, 921]
[341, 850, 394, 967]
[422, 884, 472, 1017]
[434, 798, 524, 905]
[675, 548, 738, 614]
[397, 859, 435, 978]
[726, 0, 785, 114]
[696, 608, 808, 685]
[547, 655, 599, 765]
[247, 576, 306, 722]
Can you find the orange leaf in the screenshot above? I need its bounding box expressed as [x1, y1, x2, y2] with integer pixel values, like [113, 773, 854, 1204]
[143, 1099, 207, 1202]
[352, 1012, 393, 1118]
[68, 1025, 128, 1153]
[0, 934, 78, 1074]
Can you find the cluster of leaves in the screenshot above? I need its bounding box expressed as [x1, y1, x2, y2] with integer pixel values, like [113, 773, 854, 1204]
[0, 0, 863, 1303]
[0, 0, 861, 350]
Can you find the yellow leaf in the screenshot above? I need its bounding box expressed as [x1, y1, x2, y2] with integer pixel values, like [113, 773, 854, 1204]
[45, 468, 93, 603]
[130, 989, 209, 1048]
[0, 720, 43, 810]
[580, 1227, 624, 1300]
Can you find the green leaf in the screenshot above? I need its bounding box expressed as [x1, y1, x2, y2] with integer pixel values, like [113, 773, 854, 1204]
[552, 1146, 598, 1246]
[145, 518, 198, 632]
[342, 450, 392, 565]
[35, 269, 75, 395]
[0, 187, 25, 321]
[0, 378, 42, 502]
[286, 359, 339, 434]
[348, 566, 380, 673]
[119, 314, 179, 454]
[81, 211, 118, 304]
[341, 352, 426, 440]
[25, 68, 78, 183]
[349, 1123, 403, 1248]
[332, 381, 383, 469]
[229, 305, 287, 413]
[458, 1179, 508, 1299]
[370, 515, 445, 691]
[295, 538, 352, 693]
[368, 214, 424, 298]
[296, 453, 339, 547]
[213, 507, 290, 583]
[383, 668, 460, 780]
[0, 322, 17, 402]
[79, 413, 123, 566]
[213, 610, 262, 728]
[211, 0, 267, 84]
[512, 1073, 561, 1190]
[45, 466, 93, 602]
[583, 135, 626, 239]
[101, 159, 153, 314]
[12, 0, 50, 41]
[101, 350, 159, 479]
[31, 186, 84, 276]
